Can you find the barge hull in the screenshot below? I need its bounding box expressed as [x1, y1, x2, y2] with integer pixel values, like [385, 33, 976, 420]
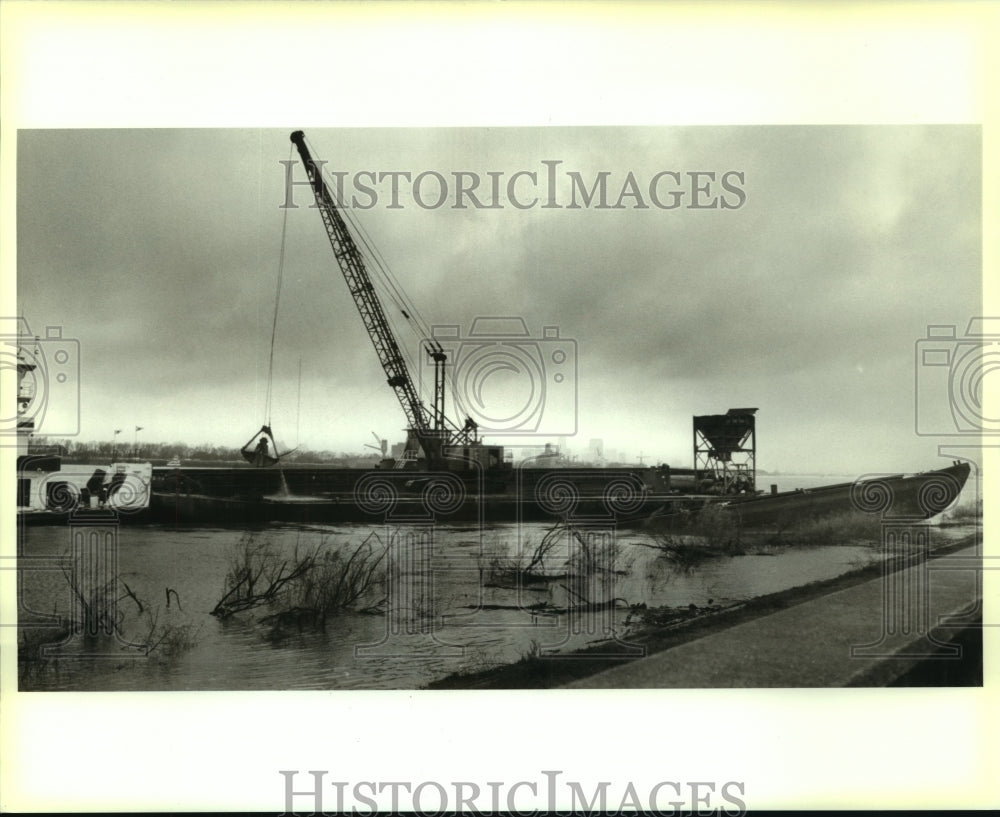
[146, 463, 971, 528]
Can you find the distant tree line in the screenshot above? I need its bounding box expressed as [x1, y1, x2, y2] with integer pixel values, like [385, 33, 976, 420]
[26, 436, 382, 467]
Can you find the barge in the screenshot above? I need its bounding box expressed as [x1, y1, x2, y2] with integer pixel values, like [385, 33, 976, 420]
[146, 460, 970, 529]
[719, 460, 972, 528]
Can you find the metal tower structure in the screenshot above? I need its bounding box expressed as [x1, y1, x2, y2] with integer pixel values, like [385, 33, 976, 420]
[693, 407, 757, 494]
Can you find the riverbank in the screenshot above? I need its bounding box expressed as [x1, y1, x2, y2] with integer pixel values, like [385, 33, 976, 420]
[426, 531, 981, 689]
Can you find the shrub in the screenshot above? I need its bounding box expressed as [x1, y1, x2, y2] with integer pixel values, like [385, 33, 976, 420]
[650, 505, 745, 564]
[212, 531, 386, 629]
[945, 499, 983, 524]
[772, 510, 884, 546]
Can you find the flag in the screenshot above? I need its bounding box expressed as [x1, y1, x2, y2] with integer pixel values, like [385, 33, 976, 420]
[114, 429, 122, 434]
[135, 426, 144, 432]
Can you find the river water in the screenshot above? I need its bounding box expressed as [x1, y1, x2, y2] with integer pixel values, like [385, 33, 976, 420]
[17, 475, 979, 691]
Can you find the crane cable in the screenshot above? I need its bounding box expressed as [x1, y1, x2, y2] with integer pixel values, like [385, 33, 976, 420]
[341, 200, 466, 434]
[348, 214, 463, 431]
[264, 144, 294, 428]
[302, 135, 433, 344]
[341, 203, 466, 433]
[310, 137, 434, 401]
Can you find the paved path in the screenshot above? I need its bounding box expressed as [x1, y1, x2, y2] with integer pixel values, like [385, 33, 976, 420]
[567, 545, 983, 688]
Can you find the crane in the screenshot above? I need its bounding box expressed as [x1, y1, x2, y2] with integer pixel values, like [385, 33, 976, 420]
[289, 131, 496, 472]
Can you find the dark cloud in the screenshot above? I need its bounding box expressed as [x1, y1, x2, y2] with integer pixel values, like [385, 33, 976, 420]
[17, 127, 980, 472]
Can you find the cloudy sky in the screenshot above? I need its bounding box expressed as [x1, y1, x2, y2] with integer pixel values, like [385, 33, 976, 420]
[16, 126, 980, 473]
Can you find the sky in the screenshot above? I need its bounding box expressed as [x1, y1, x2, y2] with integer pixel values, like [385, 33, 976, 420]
[15, 126, 982, 474]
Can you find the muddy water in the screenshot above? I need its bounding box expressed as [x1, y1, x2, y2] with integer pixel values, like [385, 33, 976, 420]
[18, 480, 979, 691]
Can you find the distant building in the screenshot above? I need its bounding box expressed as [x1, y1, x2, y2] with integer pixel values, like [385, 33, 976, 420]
[588, 438, 604, 462]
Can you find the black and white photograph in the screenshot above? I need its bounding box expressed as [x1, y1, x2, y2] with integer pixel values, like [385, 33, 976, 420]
[2, 1, 996, 813]
[11, 124, 985, 693]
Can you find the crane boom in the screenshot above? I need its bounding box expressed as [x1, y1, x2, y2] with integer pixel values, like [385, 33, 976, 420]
[290, 130, 430, 437]
[287, 130, 499, 472]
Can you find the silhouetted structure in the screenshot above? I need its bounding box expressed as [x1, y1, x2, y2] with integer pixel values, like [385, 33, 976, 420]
[693, 408, 757, 494]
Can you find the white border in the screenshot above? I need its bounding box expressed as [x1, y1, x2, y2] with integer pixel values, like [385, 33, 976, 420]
[2, 1, 997, 812]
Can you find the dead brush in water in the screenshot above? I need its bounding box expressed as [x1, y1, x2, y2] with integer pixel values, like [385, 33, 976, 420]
[19, 552, 199, 688]
[481, 535, 538, 586]
[481, 522, 627, 591]
[274, 536, 386, 628]
[212, 531, 386, 629]
[480, 528, 566, 586]
[17, 620, 69, 686]
[59, 551, 198, 657]
[650, 505, 745, 565]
